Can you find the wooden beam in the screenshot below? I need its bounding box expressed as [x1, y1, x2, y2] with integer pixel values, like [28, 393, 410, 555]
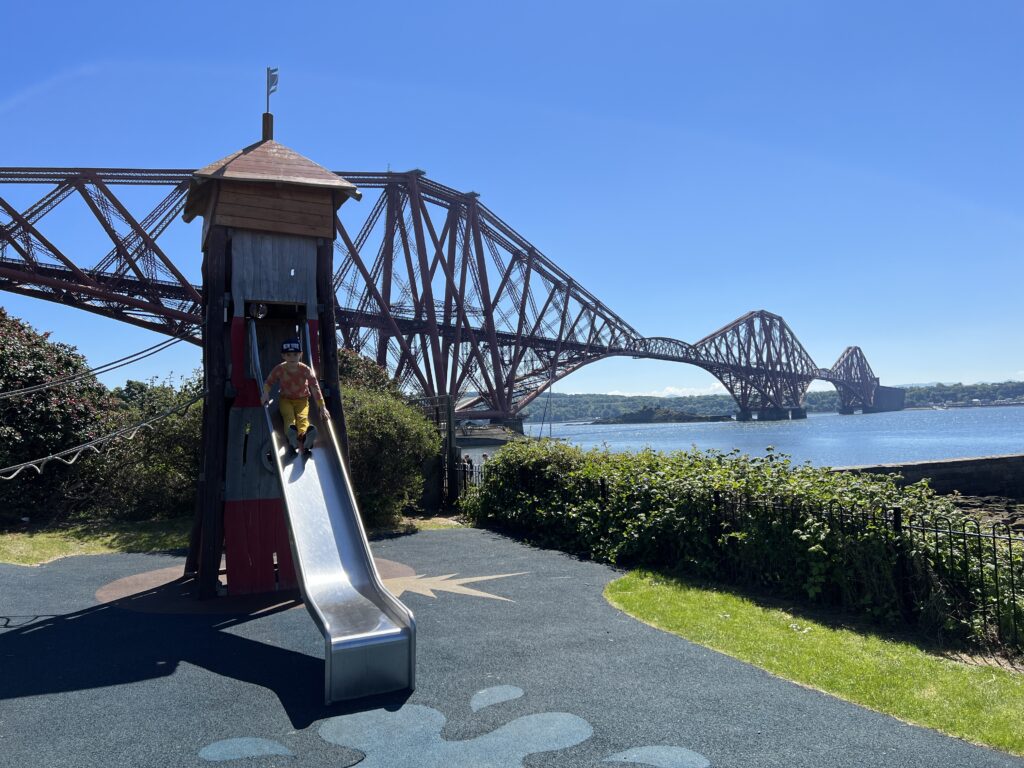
[318, 240, 349, 462]
[195, 226, 228, 599]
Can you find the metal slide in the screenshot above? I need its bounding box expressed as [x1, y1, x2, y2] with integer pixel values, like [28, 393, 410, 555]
[249, 320, 416, 703]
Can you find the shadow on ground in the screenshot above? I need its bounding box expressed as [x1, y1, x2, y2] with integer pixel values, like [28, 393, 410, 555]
[0, 576, 410, 728]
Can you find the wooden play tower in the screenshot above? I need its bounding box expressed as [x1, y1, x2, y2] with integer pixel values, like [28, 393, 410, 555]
[182, 113, 358, 599]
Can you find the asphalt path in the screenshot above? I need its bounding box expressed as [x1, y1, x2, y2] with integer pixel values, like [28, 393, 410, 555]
[1, 528, 1021, 767]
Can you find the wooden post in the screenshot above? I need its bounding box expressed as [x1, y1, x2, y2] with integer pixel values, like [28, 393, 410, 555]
[317, 239, 349, 462]
[195, 226, 229, 598]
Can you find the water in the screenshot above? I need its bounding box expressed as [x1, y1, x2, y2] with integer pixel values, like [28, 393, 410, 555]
[524, 406, 1024, 467]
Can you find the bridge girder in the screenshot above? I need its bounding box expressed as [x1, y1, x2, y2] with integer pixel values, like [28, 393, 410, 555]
[0, 168, 888, 420]
[0, 169, 200, 339]
[691, 310, 819, 412]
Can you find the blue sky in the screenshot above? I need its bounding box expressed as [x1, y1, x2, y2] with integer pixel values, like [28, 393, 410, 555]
[1, 1, 1021, 395]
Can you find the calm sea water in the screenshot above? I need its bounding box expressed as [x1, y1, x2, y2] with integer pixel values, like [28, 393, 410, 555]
[522, 406, 1024, 467]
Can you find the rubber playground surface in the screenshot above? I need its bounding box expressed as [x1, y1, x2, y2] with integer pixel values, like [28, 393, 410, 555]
[1, 528, 1021, 768]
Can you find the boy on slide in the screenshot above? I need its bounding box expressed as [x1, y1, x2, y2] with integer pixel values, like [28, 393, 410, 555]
[261, 337, 330, 454]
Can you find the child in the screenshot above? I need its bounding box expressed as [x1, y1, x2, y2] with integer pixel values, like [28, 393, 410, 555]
[261, 338, 329, 453]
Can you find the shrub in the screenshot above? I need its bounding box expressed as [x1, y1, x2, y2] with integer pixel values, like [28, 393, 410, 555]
[341, 385, 441, 527]
[462, 440, 1024, 650]
[74, 374, 203, 521]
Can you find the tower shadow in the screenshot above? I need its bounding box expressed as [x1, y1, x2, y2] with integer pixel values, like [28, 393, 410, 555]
[0, 576, 410, 729]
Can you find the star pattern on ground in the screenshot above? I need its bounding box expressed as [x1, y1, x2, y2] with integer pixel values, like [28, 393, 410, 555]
[382, 572, 527, 601]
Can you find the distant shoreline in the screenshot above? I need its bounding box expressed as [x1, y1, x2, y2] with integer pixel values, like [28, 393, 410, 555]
[591, 413, 734, 426]
[905, 401, 1024, 411]
[523, 400, 1024, 426]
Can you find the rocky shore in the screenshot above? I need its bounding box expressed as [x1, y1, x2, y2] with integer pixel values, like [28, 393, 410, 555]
[949, 495, 1024, 532]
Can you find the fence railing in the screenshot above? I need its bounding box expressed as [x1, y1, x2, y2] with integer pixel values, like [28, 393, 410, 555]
[903, 511, 1021, 648]
[711, 494, 1022, 650]
[455, 463, 488, 491]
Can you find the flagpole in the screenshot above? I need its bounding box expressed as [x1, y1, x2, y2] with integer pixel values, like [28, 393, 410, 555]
[264, 67, 279, 141]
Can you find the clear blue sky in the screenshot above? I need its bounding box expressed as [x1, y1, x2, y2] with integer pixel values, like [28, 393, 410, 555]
[2, 1, 1021, 396]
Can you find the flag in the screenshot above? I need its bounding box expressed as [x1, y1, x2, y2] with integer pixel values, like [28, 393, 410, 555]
[267, 67, 279, 97]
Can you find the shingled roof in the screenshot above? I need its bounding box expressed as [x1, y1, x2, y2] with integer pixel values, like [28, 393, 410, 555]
[183, 138, 360, 223]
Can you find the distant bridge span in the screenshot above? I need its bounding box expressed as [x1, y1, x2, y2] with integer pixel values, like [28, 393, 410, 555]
[0, 167, 895, 421]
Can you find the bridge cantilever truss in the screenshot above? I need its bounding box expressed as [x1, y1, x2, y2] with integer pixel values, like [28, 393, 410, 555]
[825, 346, 879, 412]
[0, 167, 887, 419]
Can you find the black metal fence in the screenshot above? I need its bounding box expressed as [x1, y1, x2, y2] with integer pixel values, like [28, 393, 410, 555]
[413, 395, 457, 510]
[711, 494, 1022, 649]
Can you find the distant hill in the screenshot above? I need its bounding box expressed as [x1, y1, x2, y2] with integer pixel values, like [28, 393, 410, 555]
[521, 381, 1024, 423]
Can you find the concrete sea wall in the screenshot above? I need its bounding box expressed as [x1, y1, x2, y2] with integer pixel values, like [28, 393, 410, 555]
[837, 454, 1024, 498]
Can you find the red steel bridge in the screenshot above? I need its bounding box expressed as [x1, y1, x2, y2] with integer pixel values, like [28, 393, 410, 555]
[0, 167, 897, 422]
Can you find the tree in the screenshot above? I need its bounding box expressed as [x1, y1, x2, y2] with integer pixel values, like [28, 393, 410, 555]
[0, 308, 113, 524]
[338, 348, 400, 395]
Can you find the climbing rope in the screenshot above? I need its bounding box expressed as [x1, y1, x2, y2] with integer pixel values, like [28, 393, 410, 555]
[0, 393, 204, 480]
[0, 335, 187, 401]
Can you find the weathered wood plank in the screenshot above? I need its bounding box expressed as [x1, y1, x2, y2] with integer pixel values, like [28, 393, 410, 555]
[216, 202, 331, 228]
[230, 230, 318, 306]
[219, 181, 334, 203]
[219, 188, 334, 216]
[214, 213, 333, 239]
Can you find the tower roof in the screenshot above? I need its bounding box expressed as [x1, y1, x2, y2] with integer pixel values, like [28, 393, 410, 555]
[193, 138, 359, 194]
[183, 138, 360, 224]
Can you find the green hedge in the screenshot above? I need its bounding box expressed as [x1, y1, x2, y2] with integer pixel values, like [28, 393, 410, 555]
[341, 385, 441, 527]
[462, 440, 1024, 651]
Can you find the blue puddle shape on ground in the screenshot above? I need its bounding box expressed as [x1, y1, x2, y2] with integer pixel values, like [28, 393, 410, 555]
[604, 745, 711, 768]
[318, 703, 592, 768]
[470, 684, 525, 712]
[198, 737, 294, 761]
[199, 687, 712, 766]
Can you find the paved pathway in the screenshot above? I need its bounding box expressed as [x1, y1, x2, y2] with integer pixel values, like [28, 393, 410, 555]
[1, 528, 1021, 767]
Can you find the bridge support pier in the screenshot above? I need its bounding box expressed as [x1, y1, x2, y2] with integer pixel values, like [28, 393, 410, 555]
[755, 407, 807, 421]
[863, 385, 906, 413]
[489, 416, 525, 434]
[837, 406, 856, 415]
[736, 409, 753, 422]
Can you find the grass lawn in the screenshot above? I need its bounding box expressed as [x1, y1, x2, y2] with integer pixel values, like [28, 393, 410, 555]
[0, 518, 193, 566]
[403, 515, 465, 531]
[0, 515, 463, 566]
[606, 570, 1024, 757]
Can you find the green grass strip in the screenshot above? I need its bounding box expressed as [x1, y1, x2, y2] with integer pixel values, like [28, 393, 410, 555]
[0, 515, 463, 567]
[0, 518, 191, 566]
[606, 570, 1024, 756]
